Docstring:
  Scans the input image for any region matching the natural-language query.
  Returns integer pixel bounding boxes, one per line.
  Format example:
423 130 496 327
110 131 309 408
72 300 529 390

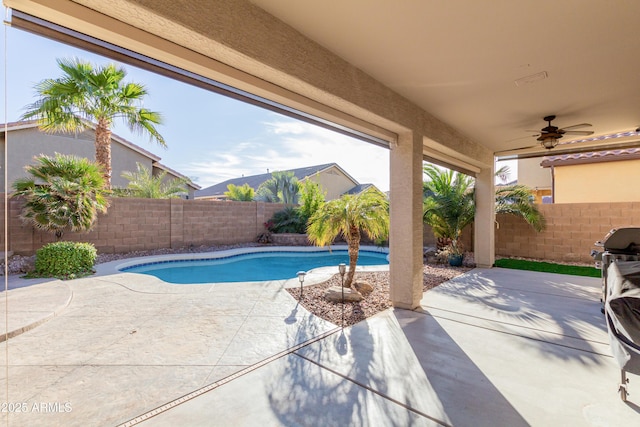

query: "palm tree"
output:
21 57 166 188
255 171 300 204
12 153 110 239
224 183 255 201
495 182 546 232
423 164 545 251
120 163 189 199
423 164 475 254
307 188 389 288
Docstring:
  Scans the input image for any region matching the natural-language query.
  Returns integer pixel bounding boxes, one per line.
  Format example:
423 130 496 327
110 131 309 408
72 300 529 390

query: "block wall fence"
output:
1 196 637 263
494 202 640 264
0 197 284 255
421 202 637 264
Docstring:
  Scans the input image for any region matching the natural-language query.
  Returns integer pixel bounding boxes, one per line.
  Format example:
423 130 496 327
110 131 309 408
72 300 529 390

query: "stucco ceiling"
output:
250 0 640 159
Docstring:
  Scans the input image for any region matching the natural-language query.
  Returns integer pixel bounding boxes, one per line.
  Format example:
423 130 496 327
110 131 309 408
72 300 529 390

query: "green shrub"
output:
269 207 306 233
33 241 97 279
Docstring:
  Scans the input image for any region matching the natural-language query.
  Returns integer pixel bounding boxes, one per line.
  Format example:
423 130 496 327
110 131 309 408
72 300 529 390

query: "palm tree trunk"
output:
344 226 360 288
95 118 112 189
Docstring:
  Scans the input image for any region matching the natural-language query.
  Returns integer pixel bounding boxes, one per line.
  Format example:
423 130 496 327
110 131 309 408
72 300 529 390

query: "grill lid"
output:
597 227 640 252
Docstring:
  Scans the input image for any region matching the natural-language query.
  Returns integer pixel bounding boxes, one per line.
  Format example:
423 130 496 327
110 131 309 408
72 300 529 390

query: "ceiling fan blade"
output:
499 143 542 152
559 123 592 131
507 134 540 142
562 130 594 136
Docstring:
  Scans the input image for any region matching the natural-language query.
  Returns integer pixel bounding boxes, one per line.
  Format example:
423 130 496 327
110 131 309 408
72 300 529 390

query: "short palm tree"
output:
21 57 165 188
423 164 546 252
12 153 110 239
423 164 475 254
224 183 255 201
495 166 545 232
307 188 389 288
120 163 189 199
255 171 300 204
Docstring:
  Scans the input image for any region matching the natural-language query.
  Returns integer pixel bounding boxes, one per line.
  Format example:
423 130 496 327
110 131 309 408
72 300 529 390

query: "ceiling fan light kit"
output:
533 115 594 150
540 136 558 149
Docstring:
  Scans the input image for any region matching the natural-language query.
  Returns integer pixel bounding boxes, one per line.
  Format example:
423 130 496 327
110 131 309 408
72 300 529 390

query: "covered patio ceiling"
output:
252 0 640 160
4 0 637 277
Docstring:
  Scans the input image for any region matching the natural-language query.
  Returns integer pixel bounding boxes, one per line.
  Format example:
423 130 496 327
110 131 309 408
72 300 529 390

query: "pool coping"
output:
94 245 390 288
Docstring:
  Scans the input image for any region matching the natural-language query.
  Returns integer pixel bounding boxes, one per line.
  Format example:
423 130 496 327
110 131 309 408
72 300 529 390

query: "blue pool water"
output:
121 250 389 284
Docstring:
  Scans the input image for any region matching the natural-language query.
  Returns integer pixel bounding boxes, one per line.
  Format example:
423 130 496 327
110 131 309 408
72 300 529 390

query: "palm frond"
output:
11 153 109 238
21 57 166 188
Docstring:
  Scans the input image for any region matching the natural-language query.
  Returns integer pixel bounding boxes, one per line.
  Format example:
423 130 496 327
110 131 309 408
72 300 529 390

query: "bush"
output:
33 241 97 279
269 207 306 233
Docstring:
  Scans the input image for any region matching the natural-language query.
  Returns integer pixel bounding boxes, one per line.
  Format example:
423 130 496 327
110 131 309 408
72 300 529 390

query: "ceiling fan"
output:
526 115 594 149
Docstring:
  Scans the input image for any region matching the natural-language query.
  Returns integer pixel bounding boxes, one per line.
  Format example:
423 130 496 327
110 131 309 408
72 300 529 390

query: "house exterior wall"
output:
517 158 552 189
1 196 284 255
110 139 156 188
517 158 552 203
151 166 195 199
1 127 154 191
553 159 640 203
2 127 95 191
306 166 358 200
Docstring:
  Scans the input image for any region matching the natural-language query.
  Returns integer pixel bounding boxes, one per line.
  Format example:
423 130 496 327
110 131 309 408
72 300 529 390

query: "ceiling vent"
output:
514 71 548 87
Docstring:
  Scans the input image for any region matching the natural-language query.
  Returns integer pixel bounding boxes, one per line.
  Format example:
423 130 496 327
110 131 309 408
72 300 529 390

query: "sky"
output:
0 10 516 191
0 12 391 191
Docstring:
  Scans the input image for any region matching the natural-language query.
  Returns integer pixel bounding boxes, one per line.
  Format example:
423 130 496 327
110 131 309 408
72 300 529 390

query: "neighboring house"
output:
540 148 640 203
516 157 552 204
196 163 376 201
0 120 200 198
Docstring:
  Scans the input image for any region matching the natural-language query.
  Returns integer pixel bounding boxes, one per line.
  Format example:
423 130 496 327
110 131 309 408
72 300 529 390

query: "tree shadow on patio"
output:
421 268 610 365
265 309 529 426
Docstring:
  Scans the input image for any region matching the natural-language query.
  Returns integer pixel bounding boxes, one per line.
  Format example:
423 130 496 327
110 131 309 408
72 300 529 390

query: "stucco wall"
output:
1 197 284 255
1 127 154 191
553 160 640 203
517 158 552 189
306 166 357 200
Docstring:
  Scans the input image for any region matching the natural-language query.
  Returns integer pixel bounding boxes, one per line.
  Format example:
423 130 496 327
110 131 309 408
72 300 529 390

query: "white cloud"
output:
182 118 390 190
264 119 390 190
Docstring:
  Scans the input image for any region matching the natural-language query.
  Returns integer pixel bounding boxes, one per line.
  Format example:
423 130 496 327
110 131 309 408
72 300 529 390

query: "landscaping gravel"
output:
287 264 472 327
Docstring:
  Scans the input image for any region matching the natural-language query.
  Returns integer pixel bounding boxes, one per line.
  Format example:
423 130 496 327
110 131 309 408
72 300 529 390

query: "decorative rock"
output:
423 246 437 257
353 281 373 295
324 286 364 302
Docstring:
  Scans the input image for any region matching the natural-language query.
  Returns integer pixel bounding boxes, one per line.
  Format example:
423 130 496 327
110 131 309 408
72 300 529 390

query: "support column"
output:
389 131 423 309
474 164 495 268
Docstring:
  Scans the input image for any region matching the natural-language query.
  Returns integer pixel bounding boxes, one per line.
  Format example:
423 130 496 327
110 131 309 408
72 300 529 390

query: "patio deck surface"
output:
0 265 638 426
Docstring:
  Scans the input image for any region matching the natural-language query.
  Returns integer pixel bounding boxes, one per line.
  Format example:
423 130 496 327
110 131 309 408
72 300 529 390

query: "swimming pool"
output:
120 249 389 284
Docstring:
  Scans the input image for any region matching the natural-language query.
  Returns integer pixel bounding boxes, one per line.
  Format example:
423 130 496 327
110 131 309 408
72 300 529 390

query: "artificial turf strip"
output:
494 258 601 278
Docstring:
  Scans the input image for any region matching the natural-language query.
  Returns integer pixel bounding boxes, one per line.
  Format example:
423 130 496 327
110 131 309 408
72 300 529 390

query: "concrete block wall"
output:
3 195 637 261
495 202 640 263
1 196 286 255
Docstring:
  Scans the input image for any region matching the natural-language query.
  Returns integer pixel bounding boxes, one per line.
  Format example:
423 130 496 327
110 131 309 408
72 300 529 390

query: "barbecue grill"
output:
592 227 640 401
591 227 640 310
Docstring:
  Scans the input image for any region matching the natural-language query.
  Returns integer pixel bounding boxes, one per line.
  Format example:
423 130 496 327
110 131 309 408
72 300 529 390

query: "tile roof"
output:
540 147 640 167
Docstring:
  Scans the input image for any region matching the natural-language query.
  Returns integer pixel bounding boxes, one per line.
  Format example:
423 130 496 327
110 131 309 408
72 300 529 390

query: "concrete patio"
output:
0 265 638 426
